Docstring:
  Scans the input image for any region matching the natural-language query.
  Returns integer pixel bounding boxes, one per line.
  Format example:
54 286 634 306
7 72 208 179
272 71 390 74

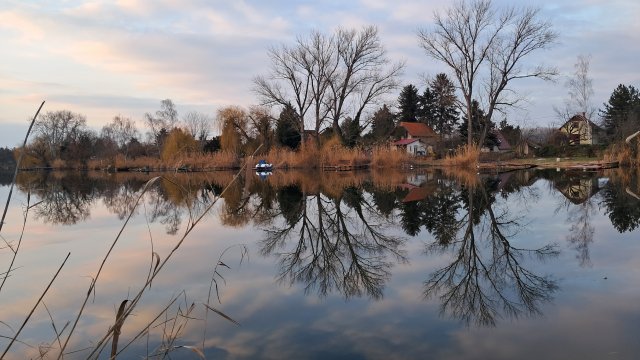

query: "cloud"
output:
0 10 45 42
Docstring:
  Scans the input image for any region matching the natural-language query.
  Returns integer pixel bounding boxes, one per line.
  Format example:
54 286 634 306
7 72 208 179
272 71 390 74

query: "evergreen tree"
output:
498 119 521 146
599 84 640 138
275 104 301 150
397 84 420 122
370 105 395 141
340 117 360 148
429 73 459 138
418 88 436 128
458 100 498 148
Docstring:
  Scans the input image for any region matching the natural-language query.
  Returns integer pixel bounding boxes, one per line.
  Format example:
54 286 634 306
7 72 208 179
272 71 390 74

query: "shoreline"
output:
14 157 622 173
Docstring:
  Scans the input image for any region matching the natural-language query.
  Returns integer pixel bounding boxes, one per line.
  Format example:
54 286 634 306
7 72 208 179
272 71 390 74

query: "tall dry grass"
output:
259 146 322 169
321 147 369 168
441 145 480 168
371 146 409 168
251 142 372 170
603 141 639 167
85 151 241 171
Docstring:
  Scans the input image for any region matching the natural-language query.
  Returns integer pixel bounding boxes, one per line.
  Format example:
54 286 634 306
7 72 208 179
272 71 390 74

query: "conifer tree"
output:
370 105 395 141
397 84 420 122
599 84 640 138
275 104 301 150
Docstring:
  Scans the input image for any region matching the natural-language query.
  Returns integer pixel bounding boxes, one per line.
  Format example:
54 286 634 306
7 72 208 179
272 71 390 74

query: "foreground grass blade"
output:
1 252 70 358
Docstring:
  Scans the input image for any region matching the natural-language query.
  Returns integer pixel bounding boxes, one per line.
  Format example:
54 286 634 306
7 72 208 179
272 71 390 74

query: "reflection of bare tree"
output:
34 187 92 225
144 187 183 235
565 199 596 267
260 187 406 299
424 183 559 326
552 173 600 267
23 173 95 225
219 177 281 227
102 182 142 220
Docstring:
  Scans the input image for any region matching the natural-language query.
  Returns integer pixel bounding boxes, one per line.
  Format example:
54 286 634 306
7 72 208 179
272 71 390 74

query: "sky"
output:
1 0 639 148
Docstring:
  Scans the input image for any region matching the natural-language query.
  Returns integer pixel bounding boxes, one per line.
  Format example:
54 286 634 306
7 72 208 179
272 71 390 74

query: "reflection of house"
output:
392 122 438 155
559 113 605 145
555 176 601 204
399 183 438 202
406 173 433 187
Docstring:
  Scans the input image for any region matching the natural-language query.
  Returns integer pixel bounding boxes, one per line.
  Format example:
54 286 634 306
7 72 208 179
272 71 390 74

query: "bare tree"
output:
144 99 179 150
255 25 403 145
254 30 335 147
101 115 139 158
554 54 596 122
328 26 404 142
247 106 275 152
182 111 213 141
33 110 87 159
417 0 557 146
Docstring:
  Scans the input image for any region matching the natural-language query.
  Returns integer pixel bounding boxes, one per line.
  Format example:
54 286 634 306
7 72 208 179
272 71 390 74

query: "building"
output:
392 122 438 155
490 129 512 152
559 113 605 145
391 138 428 155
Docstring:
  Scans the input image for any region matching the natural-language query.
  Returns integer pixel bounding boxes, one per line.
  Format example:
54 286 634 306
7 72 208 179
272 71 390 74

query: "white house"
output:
392 138 429 155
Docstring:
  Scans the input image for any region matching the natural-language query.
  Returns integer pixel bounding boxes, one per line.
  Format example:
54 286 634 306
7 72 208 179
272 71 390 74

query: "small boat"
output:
254 159 273 171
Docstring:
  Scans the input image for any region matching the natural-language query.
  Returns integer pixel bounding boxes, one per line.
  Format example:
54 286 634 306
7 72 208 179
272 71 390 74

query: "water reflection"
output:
600 168 640 233
260 185 407 300
9 168 640 327
550 171 602 267
423 176 559 326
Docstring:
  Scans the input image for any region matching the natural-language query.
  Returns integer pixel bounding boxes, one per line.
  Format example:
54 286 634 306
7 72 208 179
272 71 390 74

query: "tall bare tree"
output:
554 54 596 122
144 99 179 151
247 106 275 153
328 26 404 142
417 0 557 146
101 115 138 158
182 111 213 141
255 25 403 146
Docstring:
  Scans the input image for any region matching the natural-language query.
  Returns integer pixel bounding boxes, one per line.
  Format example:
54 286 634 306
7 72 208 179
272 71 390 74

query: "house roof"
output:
491 129 512 150
399 122 437 137
560 113 604 131
392 138 421 146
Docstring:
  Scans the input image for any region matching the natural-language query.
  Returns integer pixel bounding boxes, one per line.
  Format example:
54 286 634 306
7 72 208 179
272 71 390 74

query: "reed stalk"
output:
0 101 44 234
1 252 70 357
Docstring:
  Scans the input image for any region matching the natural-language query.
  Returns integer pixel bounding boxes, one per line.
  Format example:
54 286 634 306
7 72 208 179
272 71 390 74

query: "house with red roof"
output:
391 122 439 155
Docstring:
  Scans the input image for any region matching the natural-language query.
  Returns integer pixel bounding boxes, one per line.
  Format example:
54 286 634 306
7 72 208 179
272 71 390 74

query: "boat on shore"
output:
254 159 273 171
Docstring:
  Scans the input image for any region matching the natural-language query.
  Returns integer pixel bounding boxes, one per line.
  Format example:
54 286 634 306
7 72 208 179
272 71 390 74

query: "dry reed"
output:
603 141 639 167
371 146 409 168
441 145 480 168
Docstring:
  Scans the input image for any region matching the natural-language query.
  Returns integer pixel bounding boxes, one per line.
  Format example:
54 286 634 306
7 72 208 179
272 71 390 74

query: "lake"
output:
0 168 639 359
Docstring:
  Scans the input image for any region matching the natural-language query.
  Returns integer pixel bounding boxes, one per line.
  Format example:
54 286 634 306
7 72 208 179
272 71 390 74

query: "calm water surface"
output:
0 168 639 359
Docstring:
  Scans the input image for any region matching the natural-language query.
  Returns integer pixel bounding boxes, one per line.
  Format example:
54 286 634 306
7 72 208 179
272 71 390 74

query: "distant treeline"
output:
0 147 16 170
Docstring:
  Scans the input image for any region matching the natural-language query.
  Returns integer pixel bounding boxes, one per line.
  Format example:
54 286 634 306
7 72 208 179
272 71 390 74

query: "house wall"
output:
560 120 592 145
407 142 428 155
